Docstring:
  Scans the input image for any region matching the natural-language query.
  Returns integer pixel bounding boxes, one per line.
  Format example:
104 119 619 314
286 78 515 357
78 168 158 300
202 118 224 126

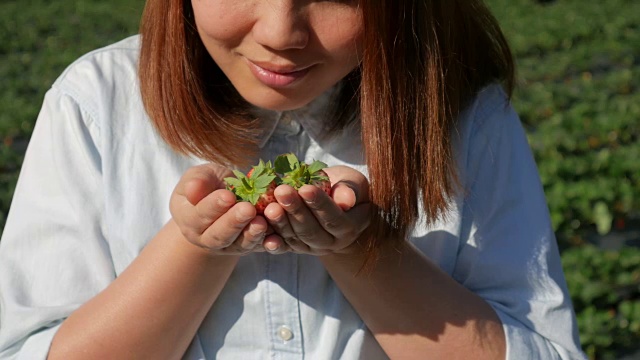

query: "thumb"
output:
331 182 357 211
323 165 370 207
178 163 234 205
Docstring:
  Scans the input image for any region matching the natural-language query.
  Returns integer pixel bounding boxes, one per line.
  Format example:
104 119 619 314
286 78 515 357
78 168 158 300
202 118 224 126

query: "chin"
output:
242 88 317 112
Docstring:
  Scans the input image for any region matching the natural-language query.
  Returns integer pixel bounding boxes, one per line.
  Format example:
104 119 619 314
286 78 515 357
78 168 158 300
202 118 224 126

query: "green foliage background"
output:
488 2 640 357
0 0 639 358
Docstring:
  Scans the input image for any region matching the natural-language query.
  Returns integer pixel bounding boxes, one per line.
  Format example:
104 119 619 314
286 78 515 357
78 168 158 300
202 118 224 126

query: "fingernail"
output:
265 243 280 252
348 188 357 207
249 224 263 236
302 190 316 204
279 194 293 206
236 209 254 222
218 196 234 206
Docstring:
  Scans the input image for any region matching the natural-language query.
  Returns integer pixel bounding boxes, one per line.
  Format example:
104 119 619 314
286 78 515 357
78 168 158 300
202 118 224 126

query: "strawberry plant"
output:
274 153 331 195
486 0 640 357
562 245 640 359
224 160 280 215
223 154 331 214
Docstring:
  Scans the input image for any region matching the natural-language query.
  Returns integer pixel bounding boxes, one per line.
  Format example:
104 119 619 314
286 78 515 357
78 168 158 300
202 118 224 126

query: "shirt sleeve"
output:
0 87 115 359
452 88 586 360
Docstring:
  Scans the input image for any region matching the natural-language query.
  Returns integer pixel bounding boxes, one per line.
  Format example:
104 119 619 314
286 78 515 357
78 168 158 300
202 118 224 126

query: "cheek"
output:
191 0 251 45
313 12 363 64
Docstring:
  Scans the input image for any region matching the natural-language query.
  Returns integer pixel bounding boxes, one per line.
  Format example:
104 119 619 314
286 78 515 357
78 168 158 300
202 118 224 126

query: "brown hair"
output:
139 0 514 262
357 1 514 260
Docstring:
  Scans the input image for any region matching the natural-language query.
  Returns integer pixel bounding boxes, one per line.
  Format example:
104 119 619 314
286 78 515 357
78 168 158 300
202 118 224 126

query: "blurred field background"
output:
1 0 639 358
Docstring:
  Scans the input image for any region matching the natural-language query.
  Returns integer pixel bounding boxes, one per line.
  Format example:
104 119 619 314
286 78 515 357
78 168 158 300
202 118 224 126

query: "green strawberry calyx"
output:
224 160 279 205
274 153 329 190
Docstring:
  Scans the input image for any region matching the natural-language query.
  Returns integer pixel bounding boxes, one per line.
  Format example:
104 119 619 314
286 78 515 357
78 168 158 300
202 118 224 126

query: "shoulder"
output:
458 83 513 133
50 35 142 121
453 83 529 183
454 83 522 152
54 35 140 90
44 35 150 143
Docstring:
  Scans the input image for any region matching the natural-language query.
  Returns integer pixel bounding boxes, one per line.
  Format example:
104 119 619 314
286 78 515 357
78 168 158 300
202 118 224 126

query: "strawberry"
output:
224 160 281 215
309 169 331 196
274 153 331 195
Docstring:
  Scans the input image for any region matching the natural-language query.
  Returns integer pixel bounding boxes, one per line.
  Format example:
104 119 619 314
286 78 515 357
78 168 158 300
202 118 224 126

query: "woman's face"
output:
191 0 363 111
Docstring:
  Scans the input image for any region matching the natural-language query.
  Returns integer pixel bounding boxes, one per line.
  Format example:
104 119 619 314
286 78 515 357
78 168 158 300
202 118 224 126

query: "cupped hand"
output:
169 163 287 255
263 165 371 255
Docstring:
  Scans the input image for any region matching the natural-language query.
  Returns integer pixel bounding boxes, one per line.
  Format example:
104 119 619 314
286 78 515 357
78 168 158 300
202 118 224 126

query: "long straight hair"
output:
139 0 514 263
357 1 514 259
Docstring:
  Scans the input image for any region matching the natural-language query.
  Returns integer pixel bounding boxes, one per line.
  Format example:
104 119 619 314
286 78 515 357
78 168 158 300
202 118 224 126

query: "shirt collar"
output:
250 83 340 148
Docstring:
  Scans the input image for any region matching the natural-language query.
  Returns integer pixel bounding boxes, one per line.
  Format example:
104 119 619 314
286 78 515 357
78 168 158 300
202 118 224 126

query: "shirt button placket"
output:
265 253 304 358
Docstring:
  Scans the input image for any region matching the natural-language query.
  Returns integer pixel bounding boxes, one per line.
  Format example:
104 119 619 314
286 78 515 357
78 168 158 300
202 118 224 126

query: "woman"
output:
0 0 585 359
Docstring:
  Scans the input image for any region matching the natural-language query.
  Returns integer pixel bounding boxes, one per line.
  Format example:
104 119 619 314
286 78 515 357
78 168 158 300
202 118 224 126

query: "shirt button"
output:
276 113 301 135
277 325 294 341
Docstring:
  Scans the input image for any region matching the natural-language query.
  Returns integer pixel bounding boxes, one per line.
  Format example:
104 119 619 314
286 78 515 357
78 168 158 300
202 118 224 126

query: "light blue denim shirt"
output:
0 36 586 359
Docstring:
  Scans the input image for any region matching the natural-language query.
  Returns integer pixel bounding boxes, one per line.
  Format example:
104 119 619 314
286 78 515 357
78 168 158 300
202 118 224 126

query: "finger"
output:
263 203 311 253
330 182 357 211
323 166 370 204
170 163 234 227
298 184 355 239
263 200 296 240
173 189 236 236
177 163 234 205
285 236 312 253
234 216 268 252
194 189 237 228
262 235 290 254
265 224 275 236
264 234 309 254
343 203 372 234
199 202 256 249
275 185 335 250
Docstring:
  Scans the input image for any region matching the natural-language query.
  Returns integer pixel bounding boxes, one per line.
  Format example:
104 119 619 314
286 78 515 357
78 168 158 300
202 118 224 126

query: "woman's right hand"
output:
169 163 286 255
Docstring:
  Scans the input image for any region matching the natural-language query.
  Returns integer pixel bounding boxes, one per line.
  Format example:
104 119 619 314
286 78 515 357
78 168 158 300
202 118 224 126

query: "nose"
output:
252 2 309 51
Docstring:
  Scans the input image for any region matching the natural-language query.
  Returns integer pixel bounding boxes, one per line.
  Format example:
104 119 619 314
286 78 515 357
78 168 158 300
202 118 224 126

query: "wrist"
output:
320 237 407 275
319 240 372 274
164 220 242 264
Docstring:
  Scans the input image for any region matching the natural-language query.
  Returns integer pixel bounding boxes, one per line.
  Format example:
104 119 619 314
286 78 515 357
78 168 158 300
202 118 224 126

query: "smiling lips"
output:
247 59 313 88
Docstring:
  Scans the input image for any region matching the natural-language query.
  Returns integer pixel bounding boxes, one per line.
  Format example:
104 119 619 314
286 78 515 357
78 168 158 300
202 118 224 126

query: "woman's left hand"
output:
262 165 371 255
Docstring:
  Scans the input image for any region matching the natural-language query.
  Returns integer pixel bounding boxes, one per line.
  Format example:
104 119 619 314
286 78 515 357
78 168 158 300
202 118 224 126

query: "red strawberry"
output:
274 153 331 195
310 169 331 196
252 181 277 215
224 160 281 215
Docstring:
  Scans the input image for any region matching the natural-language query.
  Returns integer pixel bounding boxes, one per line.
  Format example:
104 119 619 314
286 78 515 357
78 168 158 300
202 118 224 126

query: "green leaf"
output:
252 175 275 189
248 193 260 205
232 169 246 179
252 159 268 175
224 177 242 188
307 160 327 175
241 176 252 189
274 153 295 173
286 153 300 169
